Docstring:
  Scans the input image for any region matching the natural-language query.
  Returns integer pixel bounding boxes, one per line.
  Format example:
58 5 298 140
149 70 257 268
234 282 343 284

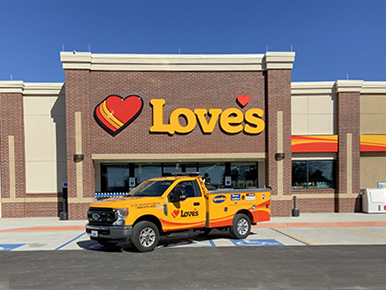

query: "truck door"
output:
165 180 206 231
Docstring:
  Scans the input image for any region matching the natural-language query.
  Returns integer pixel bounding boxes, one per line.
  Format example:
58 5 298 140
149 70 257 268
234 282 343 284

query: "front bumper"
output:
86 224 132 240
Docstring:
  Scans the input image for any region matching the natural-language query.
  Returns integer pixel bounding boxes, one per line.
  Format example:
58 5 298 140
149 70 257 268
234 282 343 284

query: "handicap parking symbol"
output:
0 244 26 251
231 239 284 247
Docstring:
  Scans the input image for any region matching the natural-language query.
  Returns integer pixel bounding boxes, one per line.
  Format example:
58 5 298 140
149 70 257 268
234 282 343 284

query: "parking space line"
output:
270 228 314 246
208 240 216 247
340 227 386 240
54 232 87 250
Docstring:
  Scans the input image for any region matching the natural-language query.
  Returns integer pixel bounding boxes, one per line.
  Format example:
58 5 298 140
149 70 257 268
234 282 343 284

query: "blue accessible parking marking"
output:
231 239 284 247
55 232 87 250
0 244 26 251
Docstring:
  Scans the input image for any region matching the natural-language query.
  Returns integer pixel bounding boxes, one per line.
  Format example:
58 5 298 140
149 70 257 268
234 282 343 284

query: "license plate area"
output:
91 230 98 237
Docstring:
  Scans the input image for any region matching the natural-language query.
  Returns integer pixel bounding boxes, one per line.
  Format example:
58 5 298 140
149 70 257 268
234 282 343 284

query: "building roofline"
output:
60 51 295 71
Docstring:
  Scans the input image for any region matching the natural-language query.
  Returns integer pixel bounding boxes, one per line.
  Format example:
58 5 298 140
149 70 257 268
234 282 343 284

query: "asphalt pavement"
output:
1 213 386 290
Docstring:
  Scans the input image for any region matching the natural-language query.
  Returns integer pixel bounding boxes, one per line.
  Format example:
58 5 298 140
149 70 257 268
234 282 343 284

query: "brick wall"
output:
265 70 292 197
0 92 27 217
0 68 365 219
65 70 269 219
336 91 360 211
89 71 266 155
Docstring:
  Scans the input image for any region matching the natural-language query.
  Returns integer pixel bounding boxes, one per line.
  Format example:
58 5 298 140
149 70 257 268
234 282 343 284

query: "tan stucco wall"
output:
360 154 386 188
291 94 335 135
24 95 67 193
360 94 386 134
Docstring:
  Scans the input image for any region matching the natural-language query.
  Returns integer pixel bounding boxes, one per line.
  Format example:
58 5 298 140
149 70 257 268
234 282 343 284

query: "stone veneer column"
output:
334 80 362 212
0 82 27 217
264 52 294 216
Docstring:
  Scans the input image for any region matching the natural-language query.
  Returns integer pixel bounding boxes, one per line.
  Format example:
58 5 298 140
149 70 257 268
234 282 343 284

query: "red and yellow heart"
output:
172 210 180 218
94 95 143 135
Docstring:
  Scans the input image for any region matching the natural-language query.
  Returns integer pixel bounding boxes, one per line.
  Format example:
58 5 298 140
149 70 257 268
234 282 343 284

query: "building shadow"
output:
50 84 67 217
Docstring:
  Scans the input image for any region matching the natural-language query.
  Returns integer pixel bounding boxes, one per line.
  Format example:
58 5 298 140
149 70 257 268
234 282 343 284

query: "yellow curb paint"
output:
340 227 386 240
271 227 314 246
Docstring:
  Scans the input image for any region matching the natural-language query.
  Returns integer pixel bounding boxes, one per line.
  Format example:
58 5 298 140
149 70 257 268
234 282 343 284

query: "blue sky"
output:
1 0 385 82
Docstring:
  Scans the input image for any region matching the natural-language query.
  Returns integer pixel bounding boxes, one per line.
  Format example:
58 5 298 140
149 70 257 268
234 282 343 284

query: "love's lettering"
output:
150 99 265 135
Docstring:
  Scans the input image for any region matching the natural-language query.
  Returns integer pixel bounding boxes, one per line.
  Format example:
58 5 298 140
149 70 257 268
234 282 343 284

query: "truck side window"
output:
192 180 202 197
170 180 201 199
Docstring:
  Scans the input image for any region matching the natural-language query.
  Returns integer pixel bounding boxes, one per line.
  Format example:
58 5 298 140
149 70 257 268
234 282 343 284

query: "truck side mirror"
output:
170 187 187 202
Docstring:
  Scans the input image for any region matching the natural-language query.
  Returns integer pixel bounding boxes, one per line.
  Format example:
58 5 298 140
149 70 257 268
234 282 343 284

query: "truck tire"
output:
131 221 160 252
230 214 251 239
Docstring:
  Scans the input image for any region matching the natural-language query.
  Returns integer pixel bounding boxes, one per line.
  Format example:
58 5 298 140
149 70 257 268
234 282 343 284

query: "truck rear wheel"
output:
131 221 159 252
230 214 251 239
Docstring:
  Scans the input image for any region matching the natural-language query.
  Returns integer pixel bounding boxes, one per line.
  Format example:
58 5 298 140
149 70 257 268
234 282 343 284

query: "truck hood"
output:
88 195 163 209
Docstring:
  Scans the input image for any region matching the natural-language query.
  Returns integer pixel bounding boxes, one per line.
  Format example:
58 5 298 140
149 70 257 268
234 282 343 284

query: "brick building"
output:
1 51 386 219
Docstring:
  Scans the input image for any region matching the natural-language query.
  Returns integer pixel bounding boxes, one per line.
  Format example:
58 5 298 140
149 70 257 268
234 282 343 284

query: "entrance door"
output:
165 180 206 231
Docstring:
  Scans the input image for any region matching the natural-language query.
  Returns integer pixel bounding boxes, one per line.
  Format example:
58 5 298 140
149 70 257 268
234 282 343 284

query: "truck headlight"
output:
113 208 128 226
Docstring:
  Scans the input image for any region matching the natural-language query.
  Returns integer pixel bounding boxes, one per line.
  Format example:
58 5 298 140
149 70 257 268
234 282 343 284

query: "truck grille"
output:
87 207 117 226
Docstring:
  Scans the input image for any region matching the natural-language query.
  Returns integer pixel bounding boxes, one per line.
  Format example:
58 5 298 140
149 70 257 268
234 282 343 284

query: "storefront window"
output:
163 163 182 175
230 163 258 188
100 161 260 192
101 164 130 192
135 164 162 184
292 160 335 189
199 163 225 188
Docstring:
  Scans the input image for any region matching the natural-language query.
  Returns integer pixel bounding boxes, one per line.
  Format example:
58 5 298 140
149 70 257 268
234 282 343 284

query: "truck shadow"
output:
77 230 258 252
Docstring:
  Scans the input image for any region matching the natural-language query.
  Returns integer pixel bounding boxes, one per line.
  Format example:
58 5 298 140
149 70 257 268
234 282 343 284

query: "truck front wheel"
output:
131 221 160 252
230 214 251 239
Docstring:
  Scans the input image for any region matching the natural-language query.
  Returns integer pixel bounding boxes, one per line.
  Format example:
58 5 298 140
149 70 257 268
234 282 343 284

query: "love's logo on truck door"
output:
171 209 199 218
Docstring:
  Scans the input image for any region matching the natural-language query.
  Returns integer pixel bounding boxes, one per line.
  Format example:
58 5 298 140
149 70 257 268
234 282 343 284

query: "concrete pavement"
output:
1 212 386 231
1 213 386 251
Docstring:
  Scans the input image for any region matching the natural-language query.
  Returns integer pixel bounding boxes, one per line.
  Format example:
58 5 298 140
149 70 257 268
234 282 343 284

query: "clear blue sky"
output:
1 0 385 83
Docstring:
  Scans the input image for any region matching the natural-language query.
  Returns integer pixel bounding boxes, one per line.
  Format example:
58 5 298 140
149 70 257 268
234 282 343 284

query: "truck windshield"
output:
129 180 174 197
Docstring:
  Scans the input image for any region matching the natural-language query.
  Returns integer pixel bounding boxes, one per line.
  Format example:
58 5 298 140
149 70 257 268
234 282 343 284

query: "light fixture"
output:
73 154 84 162
275 153 285 161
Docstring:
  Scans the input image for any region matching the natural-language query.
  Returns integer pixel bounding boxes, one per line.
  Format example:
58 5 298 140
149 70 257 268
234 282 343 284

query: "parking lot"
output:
1 213 386 252
1 213 386 289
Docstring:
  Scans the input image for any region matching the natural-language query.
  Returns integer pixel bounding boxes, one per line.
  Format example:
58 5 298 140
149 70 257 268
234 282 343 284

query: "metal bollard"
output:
292 196 300 217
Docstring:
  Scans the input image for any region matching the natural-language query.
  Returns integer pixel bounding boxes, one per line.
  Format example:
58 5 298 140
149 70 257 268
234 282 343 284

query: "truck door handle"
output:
194 202 200 206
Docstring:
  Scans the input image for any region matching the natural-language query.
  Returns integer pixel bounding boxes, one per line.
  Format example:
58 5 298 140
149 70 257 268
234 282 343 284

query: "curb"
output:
0 226 86 233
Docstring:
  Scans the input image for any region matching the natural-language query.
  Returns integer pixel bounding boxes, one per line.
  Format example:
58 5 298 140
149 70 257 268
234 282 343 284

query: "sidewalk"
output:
0 217 87 232
1 213 386 233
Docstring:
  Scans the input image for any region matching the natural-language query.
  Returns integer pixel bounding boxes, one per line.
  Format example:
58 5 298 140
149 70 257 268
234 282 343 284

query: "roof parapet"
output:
60 51 295 72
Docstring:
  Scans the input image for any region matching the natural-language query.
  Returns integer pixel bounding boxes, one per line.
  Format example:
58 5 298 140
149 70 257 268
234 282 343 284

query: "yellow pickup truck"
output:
86 173 270 252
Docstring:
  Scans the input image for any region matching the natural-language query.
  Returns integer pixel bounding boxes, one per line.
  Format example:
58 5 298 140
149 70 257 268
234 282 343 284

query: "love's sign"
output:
94 94 265 136
150 97 265 135
94 95 143 135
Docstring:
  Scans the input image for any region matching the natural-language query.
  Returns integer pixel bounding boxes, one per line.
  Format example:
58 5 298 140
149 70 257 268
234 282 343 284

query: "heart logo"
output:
94 95 143 135
237 94 250 107
172 210 180 218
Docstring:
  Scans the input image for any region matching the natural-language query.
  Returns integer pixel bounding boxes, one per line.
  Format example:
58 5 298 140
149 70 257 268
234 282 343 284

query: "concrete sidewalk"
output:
1 212 386 233
0 217 87 232
1 213 386 251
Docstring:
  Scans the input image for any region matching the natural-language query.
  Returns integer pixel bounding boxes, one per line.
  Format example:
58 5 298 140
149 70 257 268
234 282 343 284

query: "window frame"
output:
292 159 336 189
